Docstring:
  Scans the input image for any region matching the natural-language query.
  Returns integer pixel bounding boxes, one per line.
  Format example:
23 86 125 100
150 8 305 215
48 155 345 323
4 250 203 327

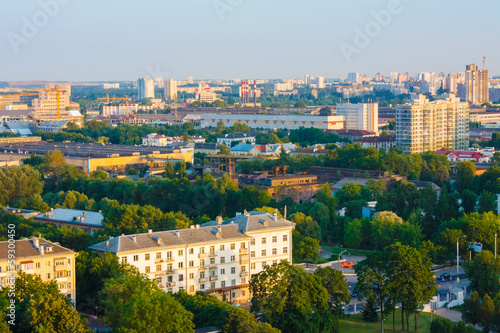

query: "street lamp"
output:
457 235 466 274
338 250 347 271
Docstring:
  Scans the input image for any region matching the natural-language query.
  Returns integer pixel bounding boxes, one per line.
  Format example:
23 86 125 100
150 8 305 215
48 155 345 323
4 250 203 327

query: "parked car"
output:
438 273 451 281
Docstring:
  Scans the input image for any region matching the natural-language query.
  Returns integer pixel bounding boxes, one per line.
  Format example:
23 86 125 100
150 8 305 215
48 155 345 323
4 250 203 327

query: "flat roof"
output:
35 208 103 227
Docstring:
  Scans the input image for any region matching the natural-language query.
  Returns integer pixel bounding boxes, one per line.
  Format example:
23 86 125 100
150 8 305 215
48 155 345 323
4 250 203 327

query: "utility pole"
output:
496 233 497 259
338 250 347 271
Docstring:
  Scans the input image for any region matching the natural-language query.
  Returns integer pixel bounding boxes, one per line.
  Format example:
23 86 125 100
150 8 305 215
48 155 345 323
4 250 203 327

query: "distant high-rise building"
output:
305 74 310 85
188 76 194 84
396 94 469 154
137 78 155 100
465 63 489 105
317 76 325 89
164 79 177 100
336 103 378 132
347 72 360 84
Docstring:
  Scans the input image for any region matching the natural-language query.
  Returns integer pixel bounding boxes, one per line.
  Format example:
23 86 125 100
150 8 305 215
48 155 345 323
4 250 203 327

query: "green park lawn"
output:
340 309 442 333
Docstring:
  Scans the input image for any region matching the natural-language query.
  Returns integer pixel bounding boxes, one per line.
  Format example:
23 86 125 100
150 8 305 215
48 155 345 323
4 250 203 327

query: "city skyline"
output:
1 0 499 81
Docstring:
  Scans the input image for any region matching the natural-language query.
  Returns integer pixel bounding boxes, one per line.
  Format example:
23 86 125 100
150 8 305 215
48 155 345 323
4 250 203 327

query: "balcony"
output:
239 248 248 254
166 282 176 288
209 264 217 269
166 268 175 274
240 271 248 277
157 283 165 288
155 258 164 263
209 275 218 282
54 264 70 271
155 270 165 276
198 265 207 270
198 253 208 259
239 259 249 265
164 257 175 262
199 277 208 283
208 252 217 257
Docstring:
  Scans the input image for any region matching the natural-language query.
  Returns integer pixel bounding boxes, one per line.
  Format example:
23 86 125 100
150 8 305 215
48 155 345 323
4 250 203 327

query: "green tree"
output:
220 144 231 155
462 189 477 213
344 219 362 251
362 295 379 322
462 290 482 328
0 273 90 333
314 267 350 315
430 317 453 333
165 162 175 179
463 250 500 297
479 190 497 213
0 165 44 207
175 161 188 179
289 212 321 240
455 161 476 193
216 121 226 136
250 261 335 333
480 294 495 333
294 234 320 266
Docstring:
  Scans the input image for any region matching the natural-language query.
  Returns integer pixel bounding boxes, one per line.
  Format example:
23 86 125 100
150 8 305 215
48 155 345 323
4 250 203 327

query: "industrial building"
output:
0 139 193 173
33 208 104 234
201 114 344 131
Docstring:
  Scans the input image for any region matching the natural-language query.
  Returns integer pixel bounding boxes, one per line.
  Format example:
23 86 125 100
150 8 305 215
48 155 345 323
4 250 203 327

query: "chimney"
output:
216 216 223 225
83 212 86 218
131 235 137 242
273 209 278 222
190 225 195 229
174 231 180 237
106 240 109 247
40 245 45 255
148 229 153 234
195 224 200 229
244 210 250 216
282 165 288 176
274 166 279 177
50 208 54 212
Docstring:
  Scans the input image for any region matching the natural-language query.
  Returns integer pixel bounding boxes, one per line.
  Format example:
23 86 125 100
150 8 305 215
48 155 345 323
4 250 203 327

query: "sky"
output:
0 0 498 81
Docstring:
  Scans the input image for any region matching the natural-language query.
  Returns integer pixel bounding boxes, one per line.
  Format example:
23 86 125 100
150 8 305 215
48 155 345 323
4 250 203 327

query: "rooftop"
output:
35 208 103 227
0 237 76 261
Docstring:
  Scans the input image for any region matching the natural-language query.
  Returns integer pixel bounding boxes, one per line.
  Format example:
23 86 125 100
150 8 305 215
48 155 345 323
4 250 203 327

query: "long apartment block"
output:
89 211 294 304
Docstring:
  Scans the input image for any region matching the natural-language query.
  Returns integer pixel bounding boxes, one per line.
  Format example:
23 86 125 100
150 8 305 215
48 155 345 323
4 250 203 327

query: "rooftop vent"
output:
216 216 223 225
152 236 163 244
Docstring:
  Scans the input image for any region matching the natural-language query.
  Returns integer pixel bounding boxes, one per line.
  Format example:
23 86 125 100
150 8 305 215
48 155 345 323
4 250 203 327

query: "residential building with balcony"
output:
0 238 77 303
89 211 294 304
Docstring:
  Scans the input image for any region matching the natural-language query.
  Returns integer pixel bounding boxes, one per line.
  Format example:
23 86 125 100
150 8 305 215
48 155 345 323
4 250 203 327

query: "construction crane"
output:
0 86 65 120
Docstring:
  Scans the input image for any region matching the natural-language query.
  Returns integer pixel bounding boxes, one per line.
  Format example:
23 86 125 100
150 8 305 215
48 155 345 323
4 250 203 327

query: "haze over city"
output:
1 0 499 81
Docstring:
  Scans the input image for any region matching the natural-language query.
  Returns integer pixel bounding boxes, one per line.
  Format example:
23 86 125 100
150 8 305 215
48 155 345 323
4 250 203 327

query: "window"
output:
189 285 195 292
200 284 205 290
220 257 225 264
283 235 288 242
178 262 183 269
273 260 277 264
200 259 205 267
55 260 65 266
189 248 194 254
221 268 225 275
156 264 162 272
46 261 50 267
210 258 215 265
145 253 150 260
262 250 266 257
242 290 246 296
67 282 71 289
68 259 71 264
35 262 40 269
156 252 161 259
241 242 246 249
46 273 51 279
145 266 150 273
241 278 246 284
262 262 267 268
250 239 255 245
283 247 288 254
231 279 236 286
220 244 225 251
133 255 139 261
189 260 194 267
230 255 235 262
179 274 184 281
250 251 255 258
211 282 216 289
221 281 226 287
261 238 266 244
241 266 246 272
200 247 205 254
231 267 236 274
272 236 277 243
178 249 183 256
251 263 256 270
272 248 277 255
189 273 194 279
200 272 205 278
230 243 235 250
122 257 127 264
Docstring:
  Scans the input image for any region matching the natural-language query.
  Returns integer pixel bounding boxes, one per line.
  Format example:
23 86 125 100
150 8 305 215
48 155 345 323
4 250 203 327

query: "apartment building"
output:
396 94 469 154
336 103 379 132
164 79 177 100
137 78 155 100
465 64 489 105
0 238 77 303
89 211 294 304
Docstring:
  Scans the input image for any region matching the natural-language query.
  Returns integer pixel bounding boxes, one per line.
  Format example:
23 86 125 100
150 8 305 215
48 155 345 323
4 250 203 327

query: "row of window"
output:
1 259 71 273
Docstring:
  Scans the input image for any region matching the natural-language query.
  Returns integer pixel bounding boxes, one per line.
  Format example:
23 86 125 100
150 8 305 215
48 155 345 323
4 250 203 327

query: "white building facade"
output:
137 78 155 100
336 103 379 132
89 212 294 304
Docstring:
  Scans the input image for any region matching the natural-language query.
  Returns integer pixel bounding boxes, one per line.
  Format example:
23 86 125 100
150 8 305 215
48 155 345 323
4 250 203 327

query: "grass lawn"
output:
340 309 438 332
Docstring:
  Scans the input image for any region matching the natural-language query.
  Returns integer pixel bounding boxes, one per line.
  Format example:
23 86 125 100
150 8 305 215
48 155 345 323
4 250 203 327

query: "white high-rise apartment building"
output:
336 103 379 132
89 211 294 304
164 79 178 100
396 94 469 154
137 78 155 100
465 64 489 105
347 72 360 84
317 76 325 89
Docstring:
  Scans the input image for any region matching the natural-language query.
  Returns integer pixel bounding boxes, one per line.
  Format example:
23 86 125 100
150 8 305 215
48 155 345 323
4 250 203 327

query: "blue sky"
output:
0 0 498 81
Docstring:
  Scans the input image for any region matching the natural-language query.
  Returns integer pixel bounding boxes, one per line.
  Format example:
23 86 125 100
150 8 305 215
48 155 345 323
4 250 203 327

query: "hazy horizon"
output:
1 0 498 81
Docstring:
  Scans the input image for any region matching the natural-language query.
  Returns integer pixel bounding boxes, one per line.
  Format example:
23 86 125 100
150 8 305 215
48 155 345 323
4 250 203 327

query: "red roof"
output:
436 150 488 159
